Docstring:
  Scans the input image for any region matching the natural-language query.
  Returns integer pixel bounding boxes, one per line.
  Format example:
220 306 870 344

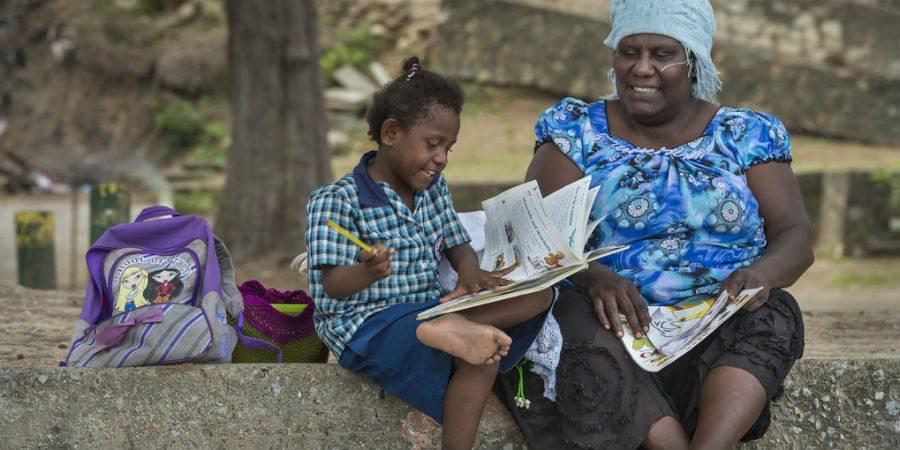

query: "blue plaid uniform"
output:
306 151 471 357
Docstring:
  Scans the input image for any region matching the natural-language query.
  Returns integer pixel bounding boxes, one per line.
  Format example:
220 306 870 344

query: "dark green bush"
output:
320 26 386 81
154 98 206 156
174 188 219 216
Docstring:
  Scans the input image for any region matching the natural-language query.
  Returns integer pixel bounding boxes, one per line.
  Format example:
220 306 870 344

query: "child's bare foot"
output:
416 314 512 365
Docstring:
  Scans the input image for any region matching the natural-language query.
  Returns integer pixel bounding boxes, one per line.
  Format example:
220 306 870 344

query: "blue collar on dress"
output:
352 150 442 208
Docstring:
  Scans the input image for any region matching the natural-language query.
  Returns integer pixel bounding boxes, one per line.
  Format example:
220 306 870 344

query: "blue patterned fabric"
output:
306 151 471 357
536 98 792 306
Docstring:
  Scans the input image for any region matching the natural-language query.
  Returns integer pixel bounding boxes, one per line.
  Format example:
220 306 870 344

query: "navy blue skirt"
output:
339 297 551 423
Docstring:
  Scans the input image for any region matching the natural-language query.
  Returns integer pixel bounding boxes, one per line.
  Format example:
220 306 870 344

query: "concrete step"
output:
1 359 896 448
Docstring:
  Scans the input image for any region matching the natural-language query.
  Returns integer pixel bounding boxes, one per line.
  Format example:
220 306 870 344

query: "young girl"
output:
144 268 183 304
114 266 150 312
305 57 553 449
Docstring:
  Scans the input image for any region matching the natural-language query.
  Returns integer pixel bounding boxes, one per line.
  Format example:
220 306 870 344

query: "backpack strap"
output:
235 312 284 363
214 236 244 318
135 206 182 222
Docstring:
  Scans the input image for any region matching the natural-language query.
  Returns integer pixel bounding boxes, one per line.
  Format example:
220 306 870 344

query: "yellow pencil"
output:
327 220 373 253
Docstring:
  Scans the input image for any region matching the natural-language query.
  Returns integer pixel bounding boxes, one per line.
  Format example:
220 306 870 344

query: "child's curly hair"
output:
366 56 465 145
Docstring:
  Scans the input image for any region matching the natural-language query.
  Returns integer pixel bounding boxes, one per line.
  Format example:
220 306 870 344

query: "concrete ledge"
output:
1 359 897 449
0 363 522 449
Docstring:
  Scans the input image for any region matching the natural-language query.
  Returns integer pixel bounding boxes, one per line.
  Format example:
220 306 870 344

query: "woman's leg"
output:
689 366 767 449
442 358 500 450
645 416 690 450
551 287 680 449
461 288 554 328
660 289 805 447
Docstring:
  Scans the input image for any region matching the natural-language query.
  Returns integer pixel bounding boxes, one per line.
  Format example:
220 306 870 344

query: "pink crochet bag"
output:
230 280 328 363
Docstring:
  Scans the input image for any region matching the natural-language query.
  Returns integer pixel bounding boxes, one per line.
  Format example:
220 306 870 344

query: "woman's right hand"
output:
581 265 651 339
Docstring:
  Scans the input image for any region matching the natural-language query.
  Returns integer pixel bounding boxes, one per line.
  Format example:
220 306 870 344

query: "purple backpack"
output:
65 206 276 367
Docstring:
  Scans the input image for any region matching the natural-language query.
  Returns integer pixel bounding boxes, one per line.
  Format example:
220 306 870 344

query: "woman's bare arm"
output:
525 142 584 195
719 162 814 310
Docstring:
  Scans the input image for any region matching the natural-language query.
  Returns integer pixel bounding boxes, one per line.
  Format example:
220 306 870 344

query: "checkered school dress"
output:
305 151 470 358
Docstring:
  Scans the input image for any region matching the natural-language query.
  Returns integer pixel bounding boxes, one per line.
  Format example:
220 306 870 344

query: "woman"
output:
505 0 813 448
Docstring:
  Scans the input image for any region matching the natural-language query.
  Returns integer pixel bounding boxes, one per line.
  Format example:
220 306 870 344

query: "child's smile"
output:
370 105 460 204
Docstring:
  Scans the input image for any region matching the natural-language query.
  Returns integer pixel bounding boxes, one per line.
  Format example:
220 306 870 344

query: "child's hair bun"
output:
402 56 421 74
365 55 464 144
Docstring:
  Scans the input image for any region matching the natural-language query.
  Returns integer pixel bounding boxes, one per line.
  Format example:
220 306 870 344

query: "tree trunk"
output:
217 0 332 263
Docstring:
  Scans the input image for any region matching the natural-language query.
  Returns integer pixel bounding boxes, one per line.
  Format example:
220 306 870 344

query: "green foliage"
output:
155 98 206 152
869 170 900 210
320 26 386 81
186 141 228 169
154 98 229 163
174 189 219 216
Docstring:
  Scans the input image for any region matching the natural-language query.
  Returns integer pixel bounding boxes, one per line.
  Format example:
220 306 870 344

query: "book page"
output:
619 287 763 372
542 177 591 258
582 186 600 248
419 178 634 321
584 244 630 262
656 292 731 354
645 298 716 351
480 182 578 282
417 263 587 320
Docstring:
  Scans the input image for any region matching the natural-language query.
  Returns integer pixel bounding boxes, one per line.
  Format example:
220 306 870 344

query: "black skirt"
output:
495 285 805 449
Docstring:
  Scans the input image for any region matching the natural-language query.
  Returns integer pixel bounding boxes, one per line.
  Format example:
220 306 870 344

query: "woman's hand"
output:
718 267 771 312
440 264 517 303
581 266 651 339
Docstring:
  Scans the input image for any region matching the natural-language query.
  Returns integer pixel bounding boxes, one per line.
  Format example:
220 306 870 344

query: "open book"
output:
620 286 763 372
418 177 628 320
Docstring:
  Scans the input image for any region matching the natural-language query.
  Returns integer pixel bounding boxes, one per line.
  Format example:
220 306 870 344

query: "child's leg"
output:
417 313 513 365
417 289 554 365
460 289 553 329
442 357 499 450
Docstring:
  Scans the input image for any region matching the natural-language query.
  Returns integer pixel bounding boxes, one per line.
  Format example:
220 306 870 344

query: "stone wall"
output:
1 360 897 449
432 0 900 146
713 0 900 79
504 0 900 79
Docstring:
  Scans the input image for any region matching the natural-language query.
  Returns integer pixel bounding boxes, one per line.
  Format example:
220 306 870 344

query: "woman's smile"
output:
629 84 661 95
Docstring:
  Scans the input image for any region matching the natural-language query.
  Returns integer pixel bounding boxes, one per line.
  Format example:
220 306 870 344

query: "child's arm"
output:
442 244 515 302
444 243 480 273
321 244 393 299
434 177 514 301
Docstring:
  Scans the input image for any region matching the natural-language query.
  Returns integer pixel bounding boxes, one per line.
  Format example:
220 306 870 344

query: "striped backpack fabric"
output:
65 206 272 367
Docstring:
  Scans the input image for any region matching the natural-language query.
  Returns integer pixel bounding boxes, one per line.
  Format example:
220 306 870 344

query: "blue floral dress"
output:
535 98 792 306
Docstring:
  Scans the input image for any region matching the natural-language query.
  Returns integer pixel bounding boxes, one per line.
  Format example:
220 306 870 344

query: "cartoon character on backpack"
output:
144 268 184 304
114 266 151 312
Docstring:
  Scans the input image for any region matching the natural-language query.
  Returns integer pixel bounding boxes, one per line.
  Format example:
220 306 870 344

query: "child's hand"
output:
440 264 517 303
358 244 393 281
